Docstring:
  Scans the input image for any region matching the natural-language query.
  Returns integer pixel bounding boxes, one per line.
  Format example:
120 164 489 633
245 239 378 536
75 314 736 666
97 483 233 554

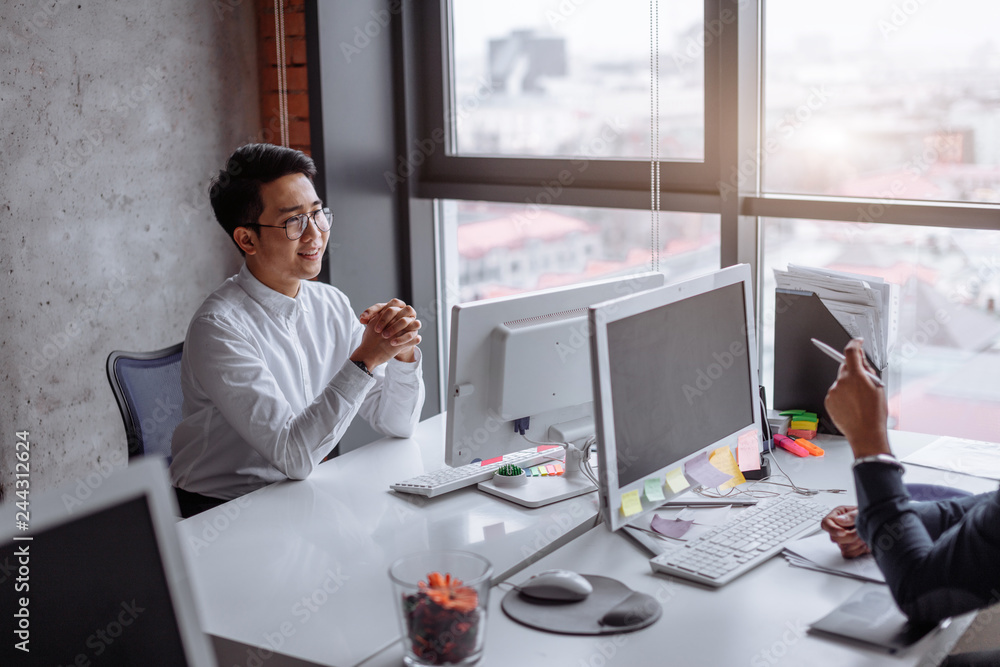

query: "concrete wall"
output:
0 1 260 500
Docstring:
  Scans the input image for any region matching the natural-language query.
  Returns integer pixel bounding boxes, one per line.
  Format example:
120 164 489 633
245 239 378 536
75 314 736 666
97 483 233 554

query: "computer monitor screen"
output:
0 458 217 666
445 272 665 469
590 264 762 532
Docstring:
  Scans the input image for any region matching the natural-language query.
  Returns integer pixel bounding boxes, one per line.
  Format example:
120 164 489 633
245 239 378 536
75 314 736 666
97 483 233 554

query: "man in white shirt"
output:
170 144 425 517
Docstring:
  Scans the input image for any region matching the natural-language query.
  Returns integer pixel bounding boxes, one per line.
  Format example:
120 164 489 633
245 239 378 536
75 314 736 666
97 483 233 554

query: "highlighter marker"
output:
773 434 809 457
794 438 825 457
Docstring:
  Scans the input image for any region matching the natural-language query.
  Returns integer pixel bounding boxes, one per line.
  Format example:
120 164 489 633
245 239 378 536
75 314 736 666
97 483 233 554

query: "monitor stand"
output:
477 444 597 508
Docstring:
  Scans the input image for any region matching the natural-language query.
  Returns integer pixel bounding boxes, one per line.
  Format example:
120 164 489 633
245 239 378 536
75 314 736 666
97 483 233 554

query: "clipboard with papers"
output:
773 266 898 435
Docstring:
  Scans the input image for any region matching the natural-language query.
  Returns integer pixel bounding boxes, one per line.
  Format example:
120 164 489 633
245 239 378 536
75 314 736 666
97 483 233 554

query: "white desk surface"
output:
359 430 998 667
176 414 600 667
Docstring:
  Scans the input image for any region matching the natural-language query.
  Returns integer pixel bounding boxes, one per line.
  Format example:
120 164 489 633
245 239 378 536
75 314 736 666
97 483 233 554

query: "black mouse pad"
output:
501 575 661 635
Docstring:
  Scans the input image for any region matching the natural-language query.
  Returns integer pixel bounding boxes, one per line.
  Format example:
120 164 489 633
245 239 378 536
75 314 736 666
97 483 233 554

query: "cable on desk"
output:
762 439 847 496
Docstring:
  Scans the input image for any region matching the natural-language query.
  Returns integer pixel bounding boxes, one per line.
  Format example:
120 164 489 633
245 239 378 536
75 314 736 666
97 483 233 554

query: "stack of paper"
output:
902 436 1000 480
774 265 898 371
782 531 885 583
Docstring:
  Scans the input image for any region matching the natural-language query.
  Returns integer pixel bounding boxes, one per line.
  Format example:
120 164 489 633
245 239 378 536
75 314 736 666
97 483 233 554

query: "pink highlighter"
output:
773 434 809 457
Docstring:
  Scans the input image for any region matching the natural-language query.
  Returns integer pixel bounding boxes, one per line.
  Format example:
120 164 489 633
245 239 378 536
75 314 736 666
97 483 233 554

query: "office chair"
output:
106 343 184 463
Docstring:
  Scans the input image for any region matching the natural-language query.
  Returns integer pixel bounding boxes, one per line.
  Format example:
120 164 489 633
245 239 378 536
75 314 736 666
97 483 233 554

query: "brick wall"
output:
258 0 311 155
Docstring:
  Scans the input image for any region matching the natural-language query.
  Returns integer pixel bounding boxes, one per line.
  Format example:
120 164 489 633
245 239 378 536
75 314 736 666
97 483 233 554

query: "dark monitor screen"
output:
607 282 754 488
0 496 190 666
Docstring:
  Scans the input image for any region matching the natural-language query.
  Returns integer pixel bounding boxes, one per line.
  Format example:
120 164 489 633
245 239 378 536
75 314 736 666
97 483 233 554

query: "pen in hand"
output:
811 338 884 388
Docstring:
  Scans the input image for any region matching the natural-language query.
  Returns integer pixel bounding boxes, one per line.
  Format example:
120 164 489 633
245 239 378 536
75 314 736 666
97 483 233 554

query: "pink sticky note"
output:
684 451 733 488
481 456 503 466
537 444 561 452
651 515 695 539
737 430 761 472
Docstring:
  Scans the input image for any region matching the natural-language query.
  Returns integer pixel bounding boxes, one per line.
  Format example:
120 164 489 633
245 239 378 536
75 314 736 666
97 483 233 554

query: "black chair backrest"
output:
106 343 184 463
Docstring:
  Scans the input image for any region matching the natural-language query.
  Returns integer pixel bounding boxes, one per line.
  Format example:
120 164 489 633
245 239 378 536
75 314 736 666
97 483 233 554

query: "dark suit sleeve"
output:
854 462 1000 625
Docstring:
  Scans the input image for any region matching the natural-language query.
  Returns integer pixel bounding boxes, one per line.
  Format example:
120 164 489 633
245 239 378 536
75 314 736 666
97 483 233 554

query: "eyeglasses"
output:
256 207 332 240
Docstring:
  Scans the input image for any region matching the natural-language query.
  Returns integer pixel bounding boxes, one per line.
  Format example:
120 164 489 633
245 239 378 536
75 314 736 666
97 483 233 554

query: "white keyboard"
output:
649 494 831 587
391 448 563 498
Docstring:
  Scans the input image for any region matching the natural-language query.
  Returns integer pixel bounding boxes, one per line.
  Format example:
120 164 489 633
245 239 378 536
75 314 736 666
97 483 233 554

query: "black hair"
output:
208 143 317 255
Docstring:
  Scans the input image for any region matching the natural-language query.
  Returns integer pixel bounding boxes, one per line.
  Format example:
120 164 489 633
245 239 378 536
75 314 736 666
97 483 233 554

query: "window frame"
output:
397 0 1000 409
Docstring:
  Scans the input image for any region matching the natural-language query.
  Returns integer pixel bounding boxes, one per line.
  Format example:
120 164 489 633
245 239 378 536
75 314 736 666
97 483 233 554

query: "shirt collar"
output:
235 264 303 320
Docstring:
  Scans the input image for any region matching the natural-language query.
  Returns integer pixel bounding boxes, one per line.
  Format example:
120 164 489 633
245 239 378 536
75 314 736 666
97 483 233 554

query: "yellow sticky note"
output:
644 479 666 503
621 490 643 517
665 467 690 493
709 446 747 491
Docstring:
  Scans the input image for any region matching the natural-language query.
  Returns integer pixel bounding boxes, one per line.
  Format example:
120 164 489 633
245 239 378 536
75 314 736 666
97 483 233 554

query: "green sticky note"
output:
665 467 690 493
644 479 666 503
780 409 805 416
621 490 643 517
797 413 819 423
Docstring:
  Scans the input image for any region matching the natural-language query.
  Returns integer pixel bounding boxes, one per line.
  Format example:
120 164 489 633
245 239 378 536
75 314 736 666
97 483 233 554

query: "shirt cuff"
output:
337 358 377 398
386 346 422 376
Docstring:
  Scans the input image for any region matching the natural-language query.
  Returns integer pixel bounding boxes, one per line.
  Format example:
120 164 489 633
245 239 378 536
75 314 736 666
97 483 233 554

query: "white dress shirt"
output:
169 264 425 500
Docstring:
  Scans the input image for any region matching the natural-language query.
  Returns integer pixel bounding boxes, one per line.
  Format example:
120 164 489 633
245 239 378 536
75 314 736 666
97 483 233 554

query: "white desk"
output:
176 414 600 667
357 430 998 667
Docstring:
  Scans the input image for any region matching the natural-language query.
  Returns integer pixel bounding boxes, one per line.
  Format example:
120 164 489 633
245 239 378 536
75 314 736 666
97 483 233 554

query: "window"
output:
440 200 719 304
400 0 1000 427
451 0 704 160
761 218 1000 441
764 0 1000 203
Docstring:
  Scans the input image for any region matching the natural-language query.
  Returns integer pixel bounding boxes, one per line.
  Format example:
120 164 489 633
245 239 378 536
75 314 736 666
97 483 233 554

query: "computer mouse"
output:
518 569 593 601
599 591 660 627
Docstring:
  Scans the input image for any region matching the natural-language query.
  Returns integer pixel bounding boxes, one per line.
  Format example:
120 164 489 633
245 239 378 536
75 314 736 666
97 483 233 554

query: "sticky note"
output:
737 430 761 472
665 468 690 493
481 456 503 466
650 515 694 539
790 420 817 431
644 479 666 503
621 490 643 517
684 451 733 488
545 464 557 476
553 463 565 476
709 446 747 491
780 409 805 416
537 444 562 452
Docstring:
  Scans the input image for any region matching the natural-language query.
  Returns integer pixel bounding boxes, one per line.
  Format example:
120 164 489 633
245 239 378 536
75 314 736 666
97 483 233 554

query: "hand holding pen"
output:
820 505 870 559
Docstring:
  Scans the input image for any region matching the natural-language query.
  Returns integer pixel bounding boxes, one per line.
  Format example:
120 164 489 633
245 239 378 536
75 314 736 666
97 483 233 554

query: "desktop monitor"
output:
589 264 763 533
0 457 217 667
445 272 665 507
